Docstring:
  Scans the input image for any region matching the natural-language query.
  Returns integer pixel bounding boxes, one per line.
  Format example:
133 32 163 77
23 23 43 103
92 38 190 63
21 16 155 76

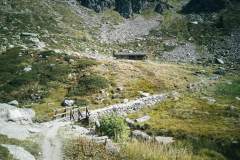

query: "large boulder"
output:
132 130 152 141
0 103 35 124
0 103 15 120
8 100 19 106
62 99 75 107
7 108 35 124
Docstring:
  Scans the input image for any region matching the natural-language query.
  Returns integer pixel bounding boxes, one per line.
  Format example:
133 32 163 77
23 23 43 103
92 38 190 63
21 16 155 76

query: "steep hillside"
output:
0 0 239 160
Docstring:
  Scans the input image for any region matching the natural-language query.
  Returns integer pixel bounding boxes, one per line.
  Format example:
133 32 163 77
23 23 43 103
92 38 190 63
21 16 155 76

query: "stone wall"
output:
89 93 168 122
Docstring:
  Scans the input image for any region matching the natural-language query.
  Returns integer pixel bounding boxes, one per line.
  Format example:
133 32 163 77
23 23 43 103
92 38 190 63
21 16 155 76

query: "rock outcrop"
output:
80 0 115 12
79 0 150 18
115 0 133 18
181 0 228 14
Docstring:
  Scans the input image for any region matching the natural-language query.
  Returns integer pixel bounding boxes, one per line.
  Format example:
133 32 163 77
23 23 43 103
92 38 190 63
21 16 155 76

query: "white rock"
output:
8 100 19 106
62 99 75 107
139 91 150 97
0 103 15 120
154 136 174 144
236 97 240 101
123 99 129 103
216 58 224 64
1 144 36 160
21 32 38 37
135 115 150 123
7 108 35 124
191 21 198 24
125 118 135 126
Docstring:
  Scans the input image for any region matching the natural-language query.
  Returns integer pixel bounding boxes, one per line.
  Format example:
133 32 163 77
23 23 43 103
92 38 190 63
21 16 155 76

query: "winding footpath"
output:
41 120 70 160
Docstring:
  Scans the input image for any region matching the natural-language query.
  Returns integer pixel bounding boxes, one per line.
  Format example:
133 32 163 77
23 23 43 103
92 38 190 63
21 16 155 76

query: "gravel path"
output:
41 120 70 160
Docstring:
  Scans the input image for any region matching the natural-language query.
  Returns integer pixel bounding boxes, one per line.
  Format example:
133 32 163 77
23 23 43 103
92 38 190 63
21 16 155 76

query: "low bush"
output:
97 114 129 141
64 138 118 160
76 58 98 70
68 74 108 96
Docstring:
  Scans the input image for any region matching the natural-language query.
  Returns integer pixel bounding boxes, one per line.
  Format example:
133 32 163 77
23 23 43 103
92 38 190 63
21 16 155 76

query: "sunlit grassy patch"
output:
129 94 240 139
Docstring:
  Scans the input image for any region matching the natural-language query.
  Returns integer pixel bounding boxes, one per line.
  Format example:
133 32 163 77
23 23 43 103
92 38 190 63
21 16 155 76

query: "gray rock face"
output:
1 144 36 160
80 0 115 12
132 130 152 141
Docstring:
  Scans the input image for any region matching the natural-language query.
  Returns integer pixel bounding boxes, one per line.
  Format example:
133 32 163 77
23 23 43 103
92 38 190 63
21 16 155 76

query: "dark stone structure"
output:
113 52 147 60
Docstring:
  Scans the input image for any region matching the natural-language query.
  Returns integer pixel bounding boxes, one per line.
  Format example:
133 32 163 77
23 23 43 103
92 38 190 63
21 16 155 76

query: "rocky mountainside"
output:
0 0 240 160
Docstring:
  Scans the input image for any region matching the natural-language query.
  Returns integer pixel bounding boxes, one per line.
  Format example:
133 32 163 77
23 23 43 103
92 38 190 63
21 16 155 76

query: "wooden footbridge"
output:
52 106 91 122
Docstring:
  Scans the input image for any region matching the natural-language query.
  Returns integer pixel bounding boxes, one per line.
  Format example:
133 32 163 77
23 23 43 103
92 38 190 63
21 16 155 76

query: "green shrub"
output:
215 80 240 98
69 74 108 96
198 149 226 160
97 114 129 141
76 58 98 70
161 11 189 40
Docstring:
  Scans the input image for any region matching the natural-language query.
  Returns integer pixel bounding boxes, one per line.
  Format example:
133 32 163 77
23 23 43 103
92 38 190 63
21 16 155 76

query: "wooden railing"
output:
52 106 90 121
